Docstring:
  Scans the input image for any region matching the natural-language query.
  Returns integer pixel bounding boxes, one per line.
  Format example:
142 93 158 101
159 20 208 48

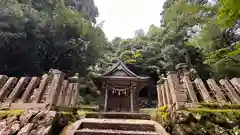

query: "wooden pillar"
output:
134 82 140 112
133 90 138 112
99 85 105 111
47 70 65 107
220 79 240 103
183 73 198 103
194 77 212 102
103 82 108 112
130 89 134 112
130 81 138 112
104 88 108 112
207 79 226 102
20 77 40 103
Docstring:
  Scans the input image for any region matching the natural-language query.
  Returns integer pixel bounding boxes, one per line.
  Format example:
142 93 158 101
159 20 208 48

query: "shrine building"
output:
92 61 149 112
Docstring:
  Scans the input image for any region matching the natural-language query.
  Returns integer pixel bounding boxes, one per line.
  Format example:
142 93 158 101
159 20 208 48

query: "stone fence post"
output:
47 70 65 108
156 78 165 107
176 63 198 103
220 79 240 103
69 73 80 108
167 71 188 108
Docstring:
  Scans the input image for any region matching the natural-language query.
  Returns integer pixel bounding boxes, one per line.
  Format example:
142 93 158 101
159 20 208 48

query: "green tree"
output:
218 0 240 28
0 0 107 76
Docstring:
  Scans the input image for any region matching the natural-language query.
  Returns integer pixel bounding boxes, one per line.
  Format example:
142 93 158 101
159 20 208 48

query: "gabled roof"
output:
102 61 138 77
92 61 149 90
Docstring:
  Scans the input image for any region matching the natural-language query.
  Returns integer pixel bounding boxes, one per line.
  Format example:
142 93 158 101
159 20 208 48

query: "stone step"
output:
81 122 156 131
65 118 168 135
85 112 151 120
74 129 159 135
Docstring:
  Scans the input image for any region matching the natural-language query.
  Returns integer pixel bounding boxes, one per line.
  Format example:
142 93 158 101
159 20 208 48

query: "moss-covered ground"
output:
0 109 24 118
155 103 240 135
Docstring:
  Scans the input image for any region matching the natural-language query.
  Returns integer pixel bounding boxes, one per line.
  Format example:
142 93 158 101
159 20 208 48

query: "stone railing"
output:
157 63 240 109
0 69 80 111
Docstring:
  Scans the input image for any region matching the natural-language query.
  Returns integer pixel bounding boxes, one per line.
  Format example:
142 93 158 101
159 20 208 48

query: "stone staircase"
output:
66 113 168 135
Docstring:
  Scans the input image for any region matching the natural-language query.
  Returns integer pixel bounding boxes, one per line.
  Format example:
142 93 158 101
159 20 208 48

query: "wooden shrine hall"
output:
93 61 149 112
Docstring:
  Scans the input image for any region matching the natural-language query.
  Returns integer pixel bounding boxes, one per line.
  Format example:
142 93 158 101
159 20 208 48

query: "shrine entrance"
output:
92 61 149 112
107 88 131 112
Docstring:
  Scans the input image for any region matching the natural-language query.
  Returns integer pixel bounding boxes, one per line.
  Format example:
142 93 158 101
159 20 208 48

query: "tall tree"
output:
0 0 107 76
218 0 240 28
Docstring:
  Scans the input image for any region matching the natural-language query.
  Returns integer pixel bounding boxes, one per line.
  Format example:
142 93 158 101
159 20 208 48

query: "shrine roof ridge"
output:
102 61 149 78
99 76 149 80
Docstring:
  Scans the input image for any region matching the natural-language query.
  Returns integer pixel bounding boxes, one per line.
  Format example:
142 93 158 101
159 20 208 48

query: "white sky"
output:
94 0 165 40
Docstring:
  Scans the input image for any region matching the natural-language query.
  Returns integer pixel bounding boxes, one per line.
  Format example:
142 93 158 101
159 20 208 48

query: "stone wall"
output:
0 110 56 135
0 109 77 135
157 63 240 109
0 69 80 110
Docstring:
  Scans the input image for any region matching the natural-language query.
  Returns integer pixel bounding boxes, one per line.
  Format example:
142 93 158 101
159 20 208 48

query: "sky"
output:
94 0 165 40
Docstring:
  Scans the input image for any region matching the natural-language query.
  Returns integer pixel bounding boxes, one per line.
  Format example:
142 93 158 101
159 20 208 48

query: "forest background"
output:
0 0 239 104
